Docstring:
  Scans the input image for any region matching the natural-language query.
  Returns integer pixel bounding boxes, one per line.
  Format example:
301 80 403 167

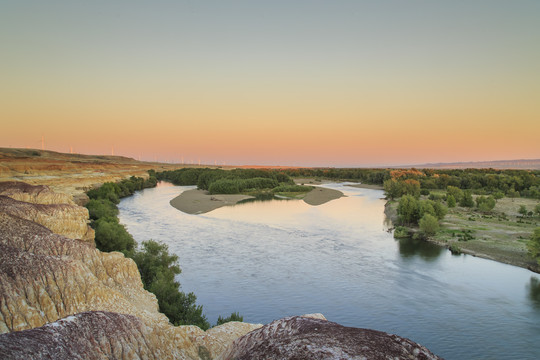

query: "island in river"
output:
170 185 345 214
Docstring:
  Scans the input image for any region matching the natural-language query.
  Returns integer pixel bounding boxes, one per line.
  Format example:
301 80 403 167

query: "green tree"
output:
383 179 403 200
535 204 540 216
133 240 210 329
519 205 528 217
493 191 504 201
459 190 474 207
397 195 419 225
419 214 440 237
93 218 136 254
447 194 456 208
527 228 540 265
447 186 463 203
476 196 496 212
433 201 448 220
402 179 421 198
507 188 520 202
85 198 118 220
216 312 244 326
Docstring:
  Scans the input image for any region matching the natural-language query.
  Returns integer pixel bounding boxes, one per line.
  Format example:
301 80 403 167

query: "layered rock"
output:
0 182 261 359
0 194 94 242
219 315 442 360
0 312 260 360
0 181 75 205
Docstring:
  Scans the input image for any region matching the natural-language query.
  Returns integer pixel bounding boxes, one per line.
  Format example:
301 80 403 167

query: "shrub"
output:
459 190 474 207
93 218 135 254
208 179 240 194
419 214 439 237
397 195 419 225
476 195 496 212
447 194 456 208
393 226 410 239
133 240 210 329
86 198 118 220
216 312 243 326
449 243 462 255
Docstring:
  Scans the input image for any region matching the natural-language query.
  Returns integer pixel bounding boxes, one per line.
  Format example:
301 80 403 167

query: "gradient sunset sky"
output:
1 1 539 166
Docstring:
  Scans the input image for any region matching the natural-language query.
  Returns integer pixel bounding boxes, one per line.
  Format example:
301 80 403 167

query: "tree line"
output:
157 168 311 195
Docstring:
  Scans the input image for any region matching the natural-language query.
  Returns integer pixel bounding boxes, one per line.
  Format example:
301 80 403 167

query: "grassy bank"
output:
386 195 540 272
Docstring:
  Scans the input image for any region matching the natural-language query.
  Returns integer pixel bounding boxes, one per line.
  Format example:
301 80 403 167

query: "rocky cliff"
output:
0 181 261 359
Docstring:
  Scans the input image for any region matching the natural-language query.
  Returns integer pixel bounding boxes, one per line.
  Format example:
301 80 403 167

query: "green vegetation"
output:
132 240 209 329
216 312 244 325
419 214 440 237
476 195 496 212
85 173 240 329
157 168 312 198
528 228 540 265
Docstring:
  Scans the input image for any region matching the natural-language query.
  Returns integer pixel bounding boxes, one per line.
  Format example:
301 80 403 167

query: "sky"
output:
1 1 539 167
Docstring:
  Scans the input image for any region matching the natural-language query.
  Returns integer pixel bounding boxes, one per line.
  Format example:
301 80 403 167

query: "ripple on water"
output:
119 182 540 360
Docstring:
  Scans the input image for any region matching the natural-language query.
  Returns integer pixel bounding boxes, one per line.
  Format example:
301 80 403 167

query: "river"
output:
118 181 540 359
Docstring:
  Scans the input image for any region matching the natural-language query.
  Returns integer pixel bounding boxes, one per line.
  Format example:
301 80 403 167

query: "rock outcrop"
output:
0 195 94 242
0 181 75 205
0 181 261 359
0 312 260 360
219 315 442 360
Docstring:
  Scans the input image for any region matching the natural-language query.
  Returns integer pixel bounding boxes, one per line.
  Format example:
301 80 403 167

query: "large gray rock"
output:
219 315 443 360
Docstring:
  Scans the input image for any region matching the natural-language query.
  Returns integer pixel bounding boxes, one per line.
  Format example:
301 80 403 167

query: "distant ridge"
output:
399 159 540 170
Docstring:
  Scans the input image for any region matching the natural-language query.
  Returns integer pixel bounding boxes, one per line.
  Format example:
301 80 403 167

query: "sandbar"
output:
170 189 254 214
302 187 345 206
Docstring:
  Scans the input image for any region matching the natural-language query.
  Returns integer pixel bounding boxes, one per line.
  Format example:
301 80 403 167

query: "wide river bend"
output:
119 182 540 359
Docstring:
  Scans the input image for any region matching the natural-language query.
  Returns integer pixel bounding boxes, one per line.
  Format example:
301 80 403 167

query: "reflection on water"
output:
397 237 444 261
119 182 540 360
528 277 540 308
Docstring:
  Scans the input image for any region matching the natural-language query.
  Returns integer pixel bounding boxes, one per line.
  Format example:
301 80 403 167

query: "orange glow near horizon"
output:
1 2 539 167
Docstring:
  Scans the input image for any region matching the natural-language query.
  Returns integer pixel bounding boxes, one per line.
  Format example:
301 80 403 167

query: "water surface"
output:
119 182 540 359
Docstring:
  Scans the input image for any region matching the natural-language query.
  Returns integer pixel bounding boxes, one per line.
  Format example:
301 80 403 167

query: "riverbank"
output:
170 186 345 214
385 197 540 273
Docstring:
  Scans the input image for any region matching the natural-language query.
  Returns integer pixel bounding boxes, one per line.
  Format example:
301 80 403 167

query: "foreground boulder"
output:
219 315 442 360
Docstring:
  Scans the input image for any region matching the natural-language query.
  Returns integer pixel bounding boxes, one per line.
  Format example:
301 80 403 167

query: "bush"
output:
447 194 456 208
393 226 410 239
419 214 439 237
476 196 496 212
209 179 240 194
216 312 243 326
420 189 430 196
459 190 474 207
397 195 419 225
449 243 462 255
86 199 118 220
133 240 210 329
93 218 136 254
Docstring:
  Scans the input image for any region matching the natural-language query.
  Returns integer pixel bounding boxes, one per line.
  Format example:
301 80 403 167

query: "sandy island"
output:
170 189 255 214
170 186 345 214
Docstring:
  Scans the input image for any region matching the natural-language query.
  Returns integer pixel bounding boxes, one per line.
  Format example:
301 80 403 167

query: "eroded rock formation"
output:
0 181 261 359
219 315 442 360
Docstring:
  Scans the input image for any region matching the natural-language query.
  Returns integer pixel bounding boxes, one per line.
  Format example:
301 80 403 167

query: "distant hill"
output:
401 159 540 170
